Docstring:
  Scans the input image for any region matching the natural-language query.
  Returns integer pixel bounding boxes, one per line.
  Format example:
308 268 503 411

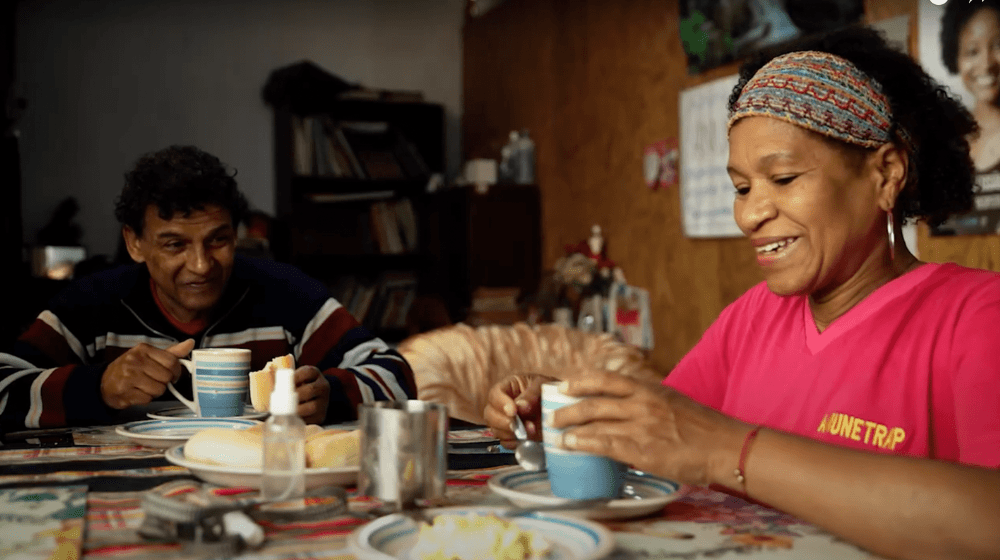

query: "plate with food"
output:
146 404 268 421
348 506 614 560
115 418 261 449
488 468 683 520
164 423 360 489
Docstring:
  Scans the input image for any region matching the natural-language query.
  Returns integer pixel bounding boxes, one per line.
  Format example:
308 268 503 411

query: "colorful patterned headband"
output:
728 51 899 149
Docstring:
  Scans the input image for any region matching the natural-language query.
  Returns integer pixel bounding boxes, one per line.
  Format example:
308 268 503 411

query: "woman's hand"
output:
551 370 747 487
483 373 558 448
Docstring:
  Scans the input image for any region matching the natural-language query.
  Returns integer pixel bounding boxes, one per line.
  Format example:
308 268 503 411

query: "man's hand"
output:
101 339 195 410
294 366 330 425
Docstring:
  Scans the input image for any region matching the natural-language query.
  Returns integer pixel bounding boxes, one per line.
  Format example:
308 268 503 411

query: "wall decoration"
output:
643 138 680 190
678 0 864 75
679 74 743 238
918 1 1000 236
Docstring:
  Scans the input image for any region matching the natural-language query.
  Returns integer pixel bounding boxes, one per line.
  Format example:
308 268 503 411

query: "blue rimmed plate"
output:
115 418 261 448
488 468 683 520
146 404 267 420
348 506 614 560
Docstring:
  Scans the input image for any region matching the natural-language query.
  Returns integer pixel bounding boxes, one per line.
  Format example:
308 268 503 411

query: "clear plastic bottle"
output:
498 130 519 183
515 129 535 184
262 368 306 501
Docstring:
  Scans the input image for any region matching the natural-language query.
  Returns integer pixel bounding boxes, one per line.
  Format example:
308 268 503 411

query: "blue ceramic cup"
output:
541 381 627 499
168 348 252 417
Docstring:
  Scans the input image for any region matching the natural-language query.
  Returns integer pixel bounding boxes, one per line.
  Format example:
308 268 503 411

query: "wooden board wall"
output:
462 0 1000 373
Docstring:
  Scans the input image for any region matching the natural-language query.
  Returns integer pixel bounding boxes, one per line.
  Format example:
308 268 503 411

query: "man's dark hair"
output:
114 145 248 235
940 0 1000 74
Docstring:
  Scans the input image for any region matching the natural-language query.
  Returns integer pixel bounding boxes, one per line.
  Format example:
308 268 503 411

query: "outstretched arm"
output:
552 372 1000 560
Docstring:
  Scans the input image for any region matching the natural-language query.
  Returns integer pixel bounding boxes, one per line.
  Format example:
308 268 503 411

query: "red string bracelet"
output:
734 426 762 491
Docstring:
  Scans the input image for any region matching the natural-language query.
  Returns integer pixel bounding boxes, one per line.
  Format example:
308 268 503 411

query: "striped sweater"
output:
0 256 417 433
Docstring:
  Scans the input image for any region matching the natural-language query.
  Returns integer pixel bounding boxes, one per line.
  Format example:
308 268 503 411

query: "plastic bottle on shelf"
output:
514 129 535 184
498 130 519 184
262 367 306 501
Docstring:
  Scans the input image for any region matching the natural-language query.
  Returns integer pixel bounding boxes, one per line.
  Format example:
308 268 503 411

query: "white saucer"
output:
488 468 683 520
348 505 614 560
164 444 358 489
147 404 268 420
115 418 261 449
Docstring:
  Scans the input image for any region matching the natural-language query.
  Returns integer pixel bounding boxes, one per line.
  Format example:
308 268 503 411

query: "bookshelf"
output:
273 100 543 342
272 100 444 343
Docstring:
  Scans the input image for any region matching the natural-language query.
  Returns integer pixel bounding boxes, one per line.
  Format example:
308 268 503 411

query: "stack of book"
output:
369 198 418 254
465 287 524 326
291 116 430 181
330 272 419 333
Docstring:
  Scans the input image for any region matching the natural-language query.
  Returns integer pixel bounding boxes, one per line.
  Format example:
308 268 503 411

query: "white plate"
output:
115 418 261 448
488 468 683 520
147 404 268 420
164 444 358 489
348 506 614 560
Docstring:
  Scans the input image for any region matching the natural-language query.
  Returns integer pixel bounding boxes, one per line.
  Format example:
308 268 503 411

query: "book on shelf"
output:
364 272 418 331
293 116 431 183
331 123 366 178
311 116 336 176
370 201 406 254
318 116 355 178
339 121 405 180
391 128 431 178
292 115 314 175
392 198 419 252
349 282 379 324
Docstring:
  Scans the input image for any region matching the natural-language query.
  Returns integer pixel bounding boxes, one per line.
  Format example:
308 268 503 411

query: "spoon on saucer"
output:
512 415 545 471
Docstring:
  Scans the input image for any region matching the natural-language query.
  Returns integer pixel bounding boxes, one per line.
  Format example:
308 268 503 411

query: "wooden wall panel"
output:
462 0 1000 373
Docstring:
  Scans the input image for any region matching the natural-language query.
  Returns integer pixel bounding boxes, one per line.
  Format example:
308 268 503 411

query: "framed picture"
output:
678 0 864 75
918 1 1000 236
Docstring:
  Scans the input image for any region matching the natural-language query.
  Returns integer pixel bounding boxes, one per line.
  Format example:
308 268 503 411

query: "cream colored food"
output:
184 423 360 468
249 354 295 412
410 512 552 560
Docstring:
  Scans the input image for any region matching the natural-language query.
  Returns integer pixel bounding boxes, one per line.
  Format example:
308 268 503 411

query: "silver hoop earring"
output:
887 212 895 261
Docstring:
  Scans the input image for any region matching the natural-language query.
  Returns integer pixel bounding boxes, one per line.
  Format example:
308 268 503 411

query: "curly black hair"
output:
114 145 248 235
940 0 1000 74
728 25 976 228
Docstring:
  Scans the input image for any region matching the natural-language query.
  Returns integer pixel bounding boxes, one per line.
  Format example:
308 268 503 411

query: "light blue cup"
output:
167 348 252 417
541 381 627 499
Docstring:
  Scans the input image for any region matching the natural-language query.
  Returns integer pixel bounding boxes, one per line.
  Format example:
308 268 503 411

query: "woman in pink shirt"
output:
484 25 1000 560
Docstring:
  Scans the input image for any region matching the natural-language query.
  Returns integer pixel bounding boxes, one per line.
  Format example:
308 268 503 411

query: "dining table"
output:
0 403 886 560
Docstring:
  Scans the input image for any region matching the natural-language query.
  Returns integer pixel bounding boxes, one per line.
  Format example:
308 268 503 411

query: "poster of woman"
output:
919 0 1000 235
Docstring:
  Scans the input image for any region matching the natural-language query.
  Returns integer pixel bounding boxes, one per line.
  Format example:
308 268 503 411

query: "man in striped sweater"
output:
0 145 416 433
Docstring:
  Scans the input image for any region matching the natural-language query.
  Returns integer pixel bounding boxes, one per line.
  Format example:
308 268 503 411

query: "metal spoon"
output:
512 415 546 471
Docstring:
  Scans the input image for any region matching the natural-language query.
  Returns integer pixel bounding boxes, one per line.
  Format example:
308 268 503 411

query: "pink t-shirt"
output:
665 262 1000 468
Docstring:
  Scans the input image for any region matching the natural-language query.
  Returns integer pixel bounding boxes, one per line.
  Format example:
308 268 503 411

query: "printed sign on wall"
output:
679 74 743 238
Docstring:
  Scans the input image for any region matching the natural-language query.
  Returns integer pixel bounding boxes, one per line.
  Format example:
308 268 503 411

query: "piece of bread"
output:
185 423 265 468
183 424 360 469
249 354 295 412
305 429 361 468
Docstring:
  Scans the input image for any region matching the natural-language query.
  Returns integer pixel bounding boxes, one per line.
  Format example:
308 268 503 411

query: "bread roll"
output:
249 354 295 412
183 423 359 469
306 429 361 468
185 423 265 468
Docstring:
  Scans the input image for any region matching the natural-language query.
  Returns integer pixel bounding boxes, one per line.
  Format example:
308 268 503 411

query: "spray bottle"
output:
262 367 306 500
